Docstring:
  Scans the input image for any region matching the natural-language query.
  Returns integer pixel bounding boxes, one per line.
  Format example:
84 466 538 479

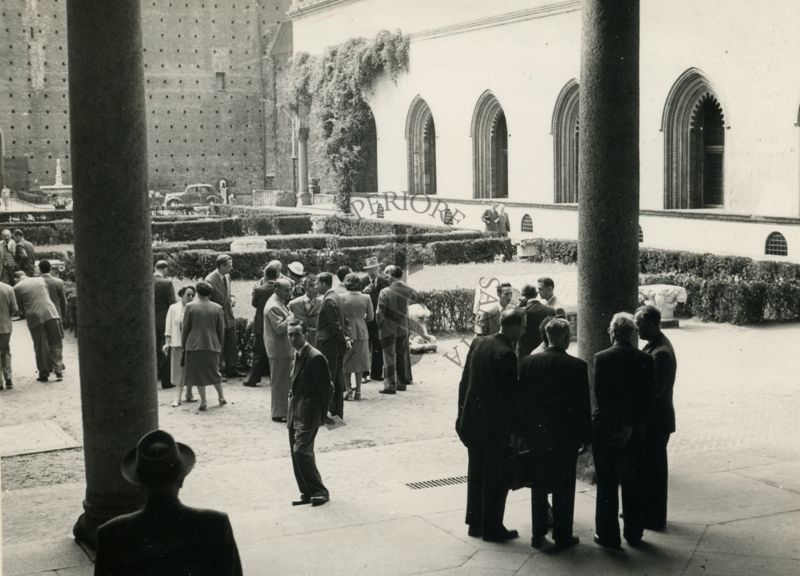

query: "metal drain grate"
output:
406 476 468 490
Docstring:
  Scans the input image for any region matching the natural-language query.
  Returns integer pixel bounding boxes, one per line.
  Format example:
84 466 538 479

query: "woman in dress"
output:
164 284 196 407
181 280 226 411
340 272 374 401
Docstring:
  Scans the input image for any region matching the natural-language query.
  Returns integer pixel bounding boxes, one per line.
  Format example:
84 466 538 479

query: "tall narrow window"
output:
215 72 226 91
472 91 508 199
552 79 579 203
662 69 727 209
406 96 437 195
354 107 378 193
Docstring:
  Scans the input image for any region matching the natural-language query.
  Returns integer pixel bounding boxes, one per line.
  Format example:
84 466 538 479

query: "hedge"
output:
322 215 454 237
0 210 74 223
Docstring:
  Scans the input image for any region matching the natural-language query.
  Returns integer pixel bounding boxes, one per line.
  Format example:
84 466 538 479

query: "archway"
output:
406 96 437 195
552 79 580 203
471 90 508 199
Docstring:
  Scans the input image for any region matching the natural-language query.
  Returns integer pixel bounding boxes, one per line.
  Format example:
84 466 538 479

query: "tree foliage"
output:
283 30 409 211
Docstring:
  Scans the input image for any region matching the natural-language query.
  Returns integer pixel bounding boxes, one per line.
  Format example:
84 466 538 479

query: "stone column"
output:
67 1 158 547
577 0 640 366
297 126 311 206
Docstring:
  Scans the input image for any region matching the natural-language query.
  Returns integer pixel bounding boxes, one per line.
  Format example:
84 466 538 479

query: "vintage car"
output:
162 184 223 208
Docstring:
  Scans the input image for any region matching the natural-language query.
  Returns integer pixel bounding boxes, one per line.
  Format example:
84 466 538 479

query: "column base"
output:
297 192 312 206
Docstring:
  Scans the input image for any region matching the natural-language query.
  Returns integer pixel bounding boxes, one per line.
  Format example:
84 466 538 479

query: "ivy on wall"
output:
283 30 409 212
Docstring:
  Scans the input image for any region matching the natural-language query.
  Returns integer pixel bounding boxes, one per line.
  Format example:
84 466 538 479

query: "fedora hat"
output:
121 430 196 488
287 261 304 276
364 256 380 269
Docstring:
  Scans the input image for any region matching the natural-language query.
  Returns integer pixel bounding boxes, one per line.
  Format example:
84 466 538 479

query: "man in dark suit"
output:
287 319 333 507
243 261 280 387
592 312 655 549
205 254 241 378
456 308 523 542
376 265 416 394
519 318 591 552
517 284 556 358
12 229 35 278
315 272 349 419
94 429 242 576
154 260 176 389
635 304 677 531
362 256 390 381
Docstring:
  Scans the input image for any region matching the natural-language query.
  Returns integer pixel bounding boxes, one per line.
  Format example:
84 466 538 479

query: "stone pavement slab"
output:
0 421 79 457
2 538 90 576
683 553 800 576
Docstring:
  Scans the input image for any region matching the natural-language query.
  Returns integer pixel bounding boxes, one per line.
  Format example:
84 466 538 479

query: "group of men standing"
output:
457 303 677 553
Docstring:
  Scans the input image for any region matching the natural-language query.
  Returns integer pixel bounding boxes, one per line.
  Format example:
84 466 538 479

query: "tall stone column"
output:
577 0 640 366
297 126 311 206
67 1 158 547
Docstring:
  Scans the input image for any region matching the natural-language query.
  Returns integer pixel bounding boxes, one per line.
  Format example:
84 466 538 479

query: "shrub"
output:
417 288 475 333
235 317 254 370
427 238 514 265
521 238 578 264
275 215 313 235
151 218 244 242
14 221 74 244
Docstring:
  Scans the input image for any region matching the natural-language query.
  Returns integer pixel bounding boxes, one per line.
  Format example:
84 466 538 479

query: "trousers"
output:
593 443 645 543
466 440 510 535
30 319 64 378
289 424 328 499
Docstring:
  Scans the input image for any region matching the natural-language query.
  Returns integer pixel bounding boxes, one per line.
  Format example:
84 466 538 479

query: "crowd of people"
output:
0 228 67 390
458 297 677 554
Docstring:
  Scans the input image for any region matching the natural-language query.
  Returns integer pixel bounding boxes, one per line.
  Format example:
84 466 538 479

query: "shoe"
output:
55 373 63 382
4 380 11 389
594 534 621 549
548 536 580 553
198 403 207 412
483 528 519 543
310 495 329 507
292 496 312 506
171 400 181 407
242 381 261 387
272 416 287 423
227 371 247 378
378 388 396 395
185 397 198 403
467 525 482 538
370 375 384 381
644 521 666 531
162 384 175 389
396 385 407 391
344 389 355 401
219 398 227 406
353 392 361 401
625 535 643 548
531 535 547 549
36 376 49 383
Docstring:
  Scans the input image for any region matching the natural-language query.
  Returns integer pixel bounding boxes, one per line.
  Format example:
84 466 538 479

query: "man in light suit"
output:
0 279 18 389
288 276 321 345
287 319 333 507
94 429 242 575
13 271 63 382
205 254 241 378
264 279 294 422
376 265 416 394
315 272 349 419
1 229 16 285
153 260 176 389
635 304 678 531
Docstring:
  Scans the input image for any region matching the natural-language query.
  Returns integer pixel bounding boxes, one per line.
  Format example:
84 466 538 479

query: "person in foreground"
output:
592 312 654 549
519 318 591 552
456 308 523 542
94 429 242 576
287 319 333 507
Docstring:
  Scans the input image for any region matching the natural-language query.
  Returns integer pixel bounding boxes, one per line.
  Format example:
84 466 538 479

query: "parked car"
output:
162 184 223 208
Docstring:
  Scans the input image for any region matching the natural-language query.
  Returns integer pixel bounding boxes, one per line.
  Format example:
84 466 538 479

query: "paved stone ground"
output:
2 318 799 575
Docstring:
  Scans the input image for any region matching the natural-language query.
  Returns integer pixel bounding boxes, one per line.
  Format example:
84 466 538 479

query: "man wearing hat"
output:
287 261 306 299
205 254 243 379
362 256 390 381
94 429 243 575
154 260 177 389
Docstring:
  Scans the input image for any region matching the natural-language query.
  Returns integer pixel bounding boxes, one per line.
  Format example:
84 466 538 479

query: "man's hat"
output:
155 260 169 269
120 430 196 488
364 256 380 269
287 261 304 276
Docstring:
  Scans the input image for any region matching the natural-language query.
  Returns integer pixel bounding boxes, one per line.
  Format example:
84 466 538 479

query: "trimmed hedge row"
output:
322 215 454 237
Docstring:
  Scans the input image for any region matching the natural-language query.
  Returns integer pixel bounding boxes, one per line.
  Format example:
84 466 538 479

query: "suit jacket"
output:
205 269 235 328
456 334 519 447
517 300 557 357
14 239 35 276
287 343 333 429
263 293 293 359
315 288 347 348
519 347 592 451
41 273 68 319
0 282 18 334
181 299 225 352
362 273 391 311
288 294 321 342
13 277 60 328
592 342 655 446
94 498 242 576
251 280 276 336
1 238 16 267
376 280 417 338
643 333 677 435
153 272 176 331
340 291 374 341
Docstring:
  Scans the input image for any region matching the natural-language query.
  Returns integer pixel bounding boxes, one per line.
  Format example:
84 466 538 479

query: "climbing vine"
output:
283 30 409 212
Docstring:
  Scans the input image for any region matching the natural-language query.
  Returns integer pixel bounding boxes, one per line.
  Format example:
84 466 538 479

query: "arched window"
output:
471 91 508 199
354 106 378 193
765 232 788 256
406 96 437 195
552 79 579 203
521 214 533 233
662 69 727 209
